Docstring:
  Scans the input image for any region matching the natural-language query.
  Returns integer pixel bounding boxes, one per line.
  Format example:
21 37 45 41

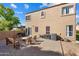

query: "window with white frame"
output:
66 25 73 37
62 7 69 15
69 6 74 14
62 5 74 15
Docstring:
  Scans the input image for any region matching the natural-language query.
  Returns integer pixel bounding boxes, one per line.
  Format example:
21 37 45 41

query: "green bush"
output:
76 31 79 41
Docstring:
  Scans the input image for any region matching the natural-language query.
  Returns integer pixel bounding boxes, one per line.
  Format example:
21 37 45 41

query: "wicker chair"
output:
27 36 32 44
33 35 37 42
5 37 20 49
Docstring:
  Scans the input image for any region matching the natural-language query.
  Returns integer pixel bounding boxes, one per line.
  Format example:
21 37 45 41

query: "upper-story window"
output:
62 5 74 15
69 6 74 14
26 15 31 21
41 11 45 19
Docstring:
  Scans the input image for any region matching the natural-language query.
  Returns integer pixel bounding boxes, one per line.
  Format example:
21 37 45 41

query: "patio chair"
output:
27 36 32 44
14 41 20 49
33 35 37 42
5 37 20 49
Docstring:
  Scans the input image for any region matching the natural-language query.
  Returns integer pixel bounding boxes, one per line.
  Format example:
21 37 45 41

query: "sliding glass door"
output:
66 25 73 37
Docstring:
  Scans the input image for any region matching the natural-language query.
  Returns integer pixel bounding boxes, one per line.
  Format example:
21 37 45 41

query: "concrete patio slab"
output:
0 38 63 56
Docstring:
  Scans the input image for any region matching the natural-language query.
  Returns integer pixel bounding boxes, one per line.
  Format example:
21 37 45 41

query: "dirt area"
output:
0 38 79 56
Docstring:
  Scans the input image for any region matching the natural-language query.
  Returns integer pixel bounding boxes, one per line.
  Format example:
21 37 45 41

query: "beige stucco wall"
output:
25 3 76 41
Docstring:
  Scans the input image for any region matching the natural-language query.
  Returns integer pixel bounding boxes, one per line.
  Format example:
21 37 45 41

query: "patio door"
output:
66 25 73 37
25 27 32 36
28 27 32 36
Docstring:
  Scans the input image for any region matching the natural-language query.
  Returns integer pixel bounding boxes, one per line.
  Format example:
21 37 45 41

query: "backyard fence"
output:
0 31 22 40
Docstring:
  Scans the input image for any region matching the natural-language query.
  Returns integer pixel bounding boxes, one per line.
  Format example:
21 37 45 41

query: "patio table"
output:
21 37 29 44
21 35 32 45
21 37 28 40
18 37 28 47
21 35 32 40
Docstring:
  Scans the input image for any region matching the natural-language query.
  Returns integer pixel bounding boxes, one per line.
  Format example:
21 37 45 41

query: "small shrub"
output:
76 31 79 41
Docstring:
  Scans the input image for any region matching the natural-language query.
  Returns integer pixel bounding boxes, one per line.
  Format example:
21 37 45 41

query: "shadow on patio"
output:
0 38 63 56
16 46 63 56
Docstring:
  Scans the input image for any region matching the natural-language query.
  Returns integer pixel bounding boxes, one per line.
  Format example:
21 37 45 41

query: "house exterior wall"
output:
25 3 76 41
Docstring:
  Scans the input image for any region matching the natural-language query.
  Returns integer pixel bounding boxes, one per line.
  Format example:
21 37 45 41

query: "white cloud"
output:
48 3 54 7
76 15 79 18
40 3 61 8
40 3 48 8
15 11 23 14
40 3 54 8
42 3 49 6
11 3 17 8
24 4 29 9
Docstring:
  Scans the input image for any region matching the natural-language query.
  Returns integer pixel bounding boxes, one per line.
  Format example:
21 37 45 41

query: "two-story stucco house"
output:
25 3 76 41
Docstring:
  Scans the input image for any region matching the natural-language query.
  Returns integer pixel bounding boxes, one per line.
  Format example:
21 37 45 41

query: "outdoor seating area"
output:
0 32 78 56
0 31 73 50
5 35 37 49
0 36 62 56
0 31 77 56
0 31 43 50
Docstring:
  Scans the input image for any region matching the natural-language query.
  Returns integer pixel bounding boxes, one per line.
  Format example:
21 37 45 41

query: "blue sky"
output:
1 3 79 25
2 3 51 26
76 3 79 24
